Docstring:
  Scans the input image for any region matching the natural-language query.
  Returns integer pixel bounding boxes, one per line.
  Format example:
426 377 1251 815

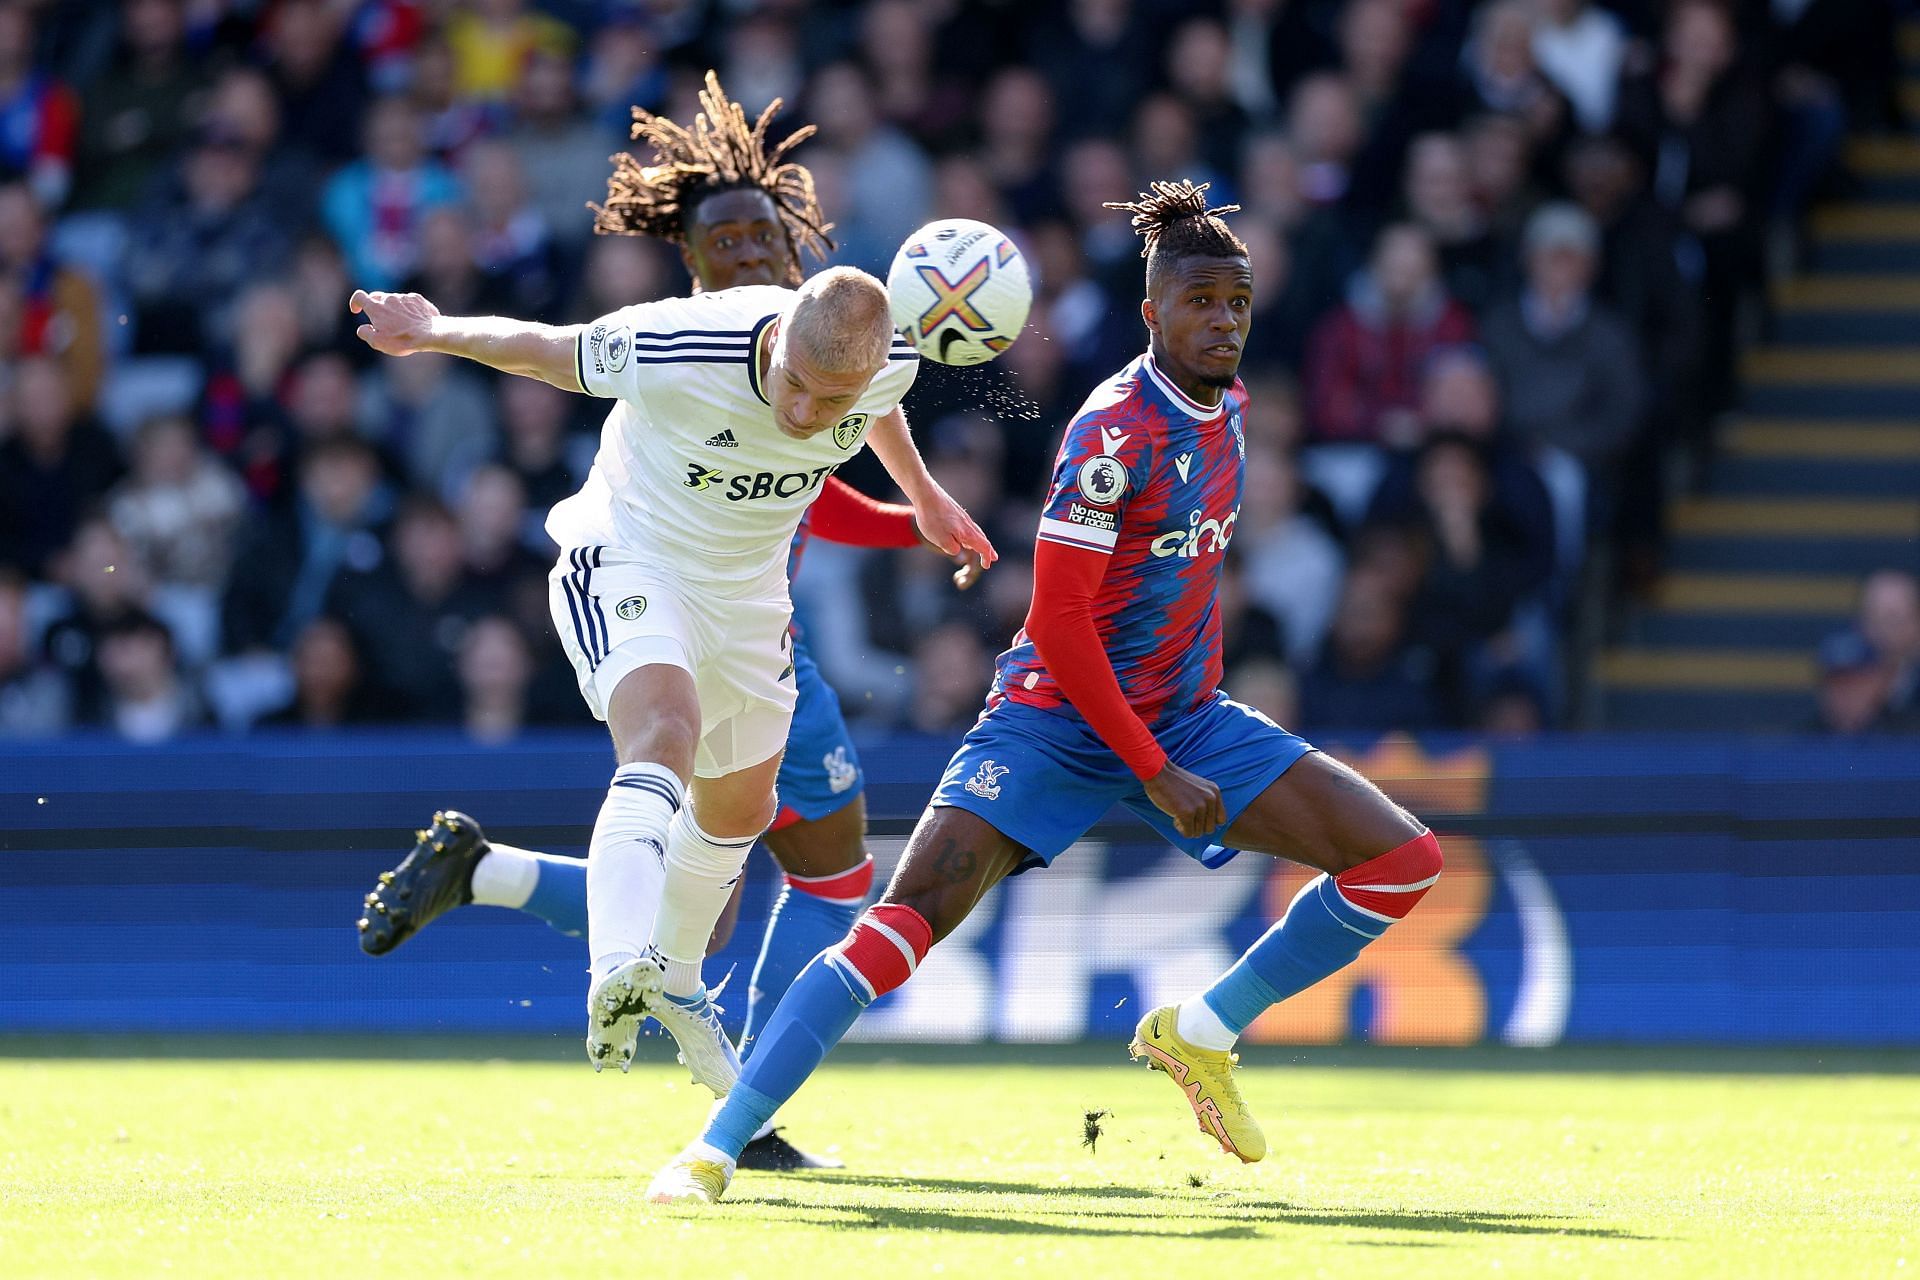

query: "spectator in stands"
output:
1812 630 1896 736
401 206 495 318
903 622 992 735
1236 447 1344 667
807 61 931 273
1218 558 1289 672
203 65 319 229
1166 18 1251 180
572 234 673 324
363 348 498 496
289 235 362 356
1531 0 1628 134
1286 73 1365 212
457 614 536 743
223 437 388 656
858 0 956 147
495 375 581 519
326 497 493 721
93 608 201 743
457 465 543 585
1029 0 1158 145
123 123 292 354
322 94 463 291
262 0 369 165
108 414 246 592
0 570 70 736
408 35 497 161
1453 0 1565 145
71 0 198 211
461 139 563 319
1298 557 1442 730
1304 222 1475 446
263 616 377 729
0 179 103 408
287 352 369 452
41 516 153 722
1375 433 1538 715
0 356 121 578
1616 0 1768 420
1858 570 1920 721
507 48 617 253
1366 349 1557 599
0 4 77 207
1401 132 1506 312
1462 112 1542 245
978 67 1060 225
444 0 574 105
1478 671 1549 737
198 282 303 503
1481 203 1645 476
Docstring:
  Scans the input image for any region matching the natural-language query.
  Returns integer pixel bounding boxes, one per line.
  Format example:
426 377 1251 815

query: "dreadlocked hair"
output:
1104 180 1246 292
591 71 833 286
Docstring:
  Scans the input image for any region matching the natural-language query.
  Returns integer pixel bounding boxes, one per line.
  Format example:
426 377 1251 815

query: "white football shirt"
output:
545 285 920 595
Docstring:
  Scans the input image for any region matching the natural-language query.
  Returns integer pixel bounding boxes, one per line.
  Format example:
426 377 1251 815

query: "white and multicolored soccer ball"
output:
886 218 1032 366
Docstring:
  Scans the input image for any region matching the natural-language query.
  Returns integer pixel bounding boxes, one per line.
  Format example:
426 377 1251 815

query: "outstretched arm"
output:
810 477 987 589
862 405 998 570
349 290 583 392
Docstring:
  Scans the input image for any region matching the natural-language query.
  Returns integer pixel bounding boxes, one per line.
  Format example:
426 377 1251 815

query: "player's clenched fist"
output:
349 289 441 357
1143 761 1225 838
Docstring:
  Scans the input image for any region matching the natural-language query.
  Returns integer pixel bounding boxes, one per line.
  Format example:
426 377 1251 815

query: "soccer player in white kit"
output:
347 270 995 1092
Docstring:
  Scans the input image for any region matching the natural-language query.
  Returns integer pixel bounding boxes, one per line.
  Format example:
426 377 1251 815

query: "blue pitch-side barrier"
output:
0 731 1916 1047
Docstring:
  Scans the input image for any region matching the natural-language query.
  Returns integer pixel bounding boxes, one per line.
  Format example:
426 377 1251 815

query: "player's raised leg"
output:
357 811 591 953
647 805 1030 1202
1132 748 1438 1163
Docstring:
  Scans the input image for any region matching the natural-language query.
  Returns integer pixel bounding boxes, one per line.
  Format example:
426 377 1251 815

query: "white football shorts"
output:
547 545 797 778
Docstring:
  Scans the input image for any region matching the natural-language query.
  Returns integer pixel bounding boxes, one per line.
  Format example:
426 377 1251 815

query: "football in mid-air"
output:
886 218 1032 366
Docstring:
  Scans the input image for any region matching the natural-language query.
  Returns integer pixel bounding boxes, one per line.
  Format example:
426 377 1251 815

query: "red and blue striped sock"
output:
741 857 873 1061
1191 832 1443 1046
702 902 930 1160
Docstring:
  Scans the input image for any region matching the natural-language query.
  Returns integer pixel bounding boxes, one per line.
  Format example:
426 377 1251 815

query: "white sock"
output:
587 762 684 980
1176 997 1239 1052
655 808 758 996
468 845 540 909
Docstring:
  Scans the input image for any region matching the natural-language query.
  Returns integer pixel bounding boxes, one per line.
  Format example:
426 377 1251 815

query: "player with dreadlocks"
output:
351 75 987 1172
646 181 1445 1204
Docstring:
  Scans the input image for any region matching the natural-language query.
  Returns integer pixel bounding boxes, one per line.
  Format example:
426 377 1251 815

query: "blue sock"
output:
701 953 868 1159
1200 874 1386 1035
519 853 587 939
741 885 860 1061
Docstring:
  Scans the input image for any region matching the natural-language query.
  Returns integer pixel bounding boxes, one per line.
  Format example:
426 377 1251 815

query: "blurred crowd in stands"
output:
0 0 1903 743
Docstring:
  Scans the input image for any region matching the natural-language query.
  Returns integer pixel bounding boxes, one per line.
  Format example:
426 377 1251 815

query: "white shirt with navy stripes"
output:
545 285 919 595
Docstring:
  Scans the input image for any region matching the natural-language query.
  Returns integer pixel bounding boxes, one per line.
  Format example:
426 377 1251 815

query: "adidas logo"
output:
703 430 738 448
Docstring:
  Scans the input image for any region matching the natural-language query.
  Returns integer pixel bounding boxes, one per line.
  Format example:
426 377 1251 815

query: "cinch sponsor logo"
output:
683 461 838 501
1150 507 1239 558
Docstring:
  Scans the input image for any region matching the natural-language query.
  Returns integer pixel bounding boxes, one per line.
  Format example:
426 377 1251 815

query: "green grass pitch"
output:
2 1051 1915 1278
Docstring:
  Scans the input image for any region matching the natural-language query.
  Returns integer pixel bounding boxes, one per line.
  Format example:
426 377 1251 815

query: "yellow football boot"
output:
647 1149 734 1205
1129 1004 1267 1163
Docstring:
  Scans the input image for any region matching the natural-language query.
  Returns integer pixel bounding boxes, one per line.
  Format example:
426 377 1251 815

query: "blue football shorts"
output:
929 690 1314 871
771 637 865 830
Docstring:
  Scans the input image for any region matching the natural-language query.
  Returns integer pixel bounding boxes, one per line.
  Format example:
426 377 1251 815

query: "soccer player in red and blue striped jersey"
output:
648 182 1446 1203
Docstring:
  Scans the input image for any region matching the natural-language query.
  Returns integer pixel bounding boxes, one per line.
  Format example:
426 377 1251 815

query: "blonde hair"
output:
786 267 894 374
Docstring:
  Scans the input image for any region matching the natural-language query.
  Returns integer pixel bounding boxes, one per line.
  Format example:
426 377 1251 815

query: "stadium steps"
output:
1597 118 1920 730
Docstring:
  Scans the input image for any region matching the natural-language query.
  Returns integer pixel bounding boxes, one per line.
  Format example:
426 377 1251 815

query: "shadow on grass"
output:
744 1195 1259 1240
747 1173 1655 1242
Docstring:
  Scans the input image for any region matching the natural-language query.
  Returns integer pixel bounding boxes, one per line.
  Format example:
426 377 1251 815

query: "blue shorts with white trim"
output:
929 691 1314 871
